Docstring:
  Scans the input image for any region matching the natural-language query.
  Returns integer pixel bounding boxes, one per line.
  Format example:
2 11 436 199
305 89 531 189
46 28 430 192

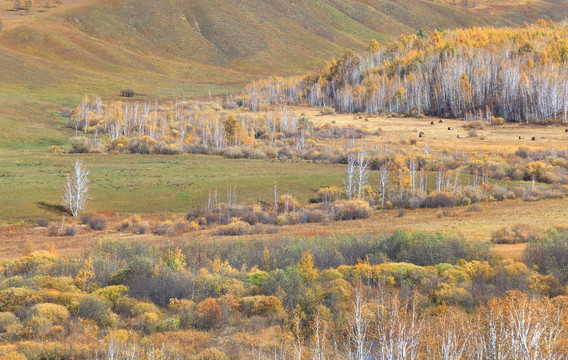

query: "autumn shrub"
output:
240 295 283 317
4 251 58 277
120 88 135 97
331 200 372 220
240 210 260 225
68 137 91 153
515 145 530 158
223 146 248 159
197 348 228 360
320 106 336 115
154 142 183 155
158 316 180 332
492 117 506 125
294 208 322 224
31 303 69 325
489 184 512 201
132 221 149 234
77 295 116 327
170 219 187 234
249 148 268 159
390 190 427 209
465 120 486 129
47 145 64 153
434 285 474 307
124 265 195 307
153 220 173 235
425 191 459 208
377 231 486 266
313 186 343 203
491 224 540 244
134 311 162 333
250 224 279 234
541 188 564 199
128 136 157 154
88 216 107 231
36 218 49 227
168 299 195 329
79 213 93 225
0 312 20 333
194 298 224 330
461 186 490 204
92 285 128 304
215 221 251 236
525 230 568 284
63 224 78 237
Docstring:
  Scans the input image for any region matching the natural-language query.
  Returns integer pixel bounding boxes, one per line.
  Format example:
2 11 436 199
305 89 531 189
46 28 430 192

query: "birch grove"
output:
243 22 568 125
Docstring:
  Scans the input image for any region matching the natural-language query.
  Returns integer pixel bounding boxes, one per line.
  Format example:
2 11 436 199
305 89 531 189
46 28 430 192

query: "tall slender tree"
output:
62 160 90 217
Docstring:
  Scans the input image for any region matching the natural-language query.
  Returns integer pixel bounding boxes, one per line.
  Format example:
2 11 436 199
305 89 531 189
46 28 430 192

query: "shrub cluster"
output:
491 224 540 244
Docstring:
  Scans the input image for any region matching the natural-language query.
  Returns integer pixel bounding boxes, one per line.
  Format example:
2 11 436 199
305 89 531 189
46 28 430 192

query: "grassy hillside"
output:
0 0 568 148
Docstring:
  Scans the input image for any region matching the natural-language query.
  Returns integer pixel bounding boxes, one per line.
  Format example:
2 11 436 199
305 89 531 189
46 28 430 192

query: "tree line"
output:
243 20 568 125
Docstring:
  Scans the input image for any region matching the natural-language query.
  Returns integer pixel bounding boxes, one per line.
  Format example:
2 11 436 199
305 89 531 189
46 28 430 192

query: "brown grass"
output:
2 197 565 261
292 106 568 154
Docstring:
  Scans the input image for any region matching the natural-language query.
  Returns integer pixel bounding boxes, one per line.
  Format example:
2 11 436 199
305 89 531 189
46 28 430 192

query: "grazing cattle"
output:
519 136 523 140
448 127 453 130
531 137 536 141
431 121 435 125
419 132 425 137
439 120 444 123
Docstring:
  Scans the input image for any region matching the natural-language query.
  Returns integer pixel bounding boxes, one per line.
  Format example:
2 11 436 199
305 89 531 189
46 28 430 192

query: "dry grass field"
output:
291 106 568 153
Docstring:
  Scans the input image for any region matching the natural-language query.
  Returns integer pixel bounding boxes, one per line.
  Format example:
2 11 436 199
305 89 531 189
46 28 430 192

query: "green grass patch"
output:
0 150 344 221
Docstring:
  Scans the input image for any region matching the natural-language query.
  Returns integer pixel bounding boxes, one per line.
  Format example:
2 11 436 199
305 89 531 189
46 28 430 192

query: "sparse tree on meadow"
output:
409 159 418 191
344 153 356 200
355 150 369 199
62 160 90 217
378 164 390 206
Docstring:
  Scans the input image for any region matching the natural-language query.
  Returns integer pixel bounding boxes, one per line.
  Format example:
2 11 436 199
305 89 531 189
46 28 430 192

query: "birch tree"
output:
344 153 356 200
356 150 369 199
378 164 390 206
348 286 370 360
62 160 90 217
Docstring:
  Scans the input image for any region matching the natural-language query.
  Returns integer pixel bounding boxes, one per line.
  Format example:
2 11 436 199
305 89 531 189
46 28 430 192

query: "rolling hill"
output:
1 0 568 148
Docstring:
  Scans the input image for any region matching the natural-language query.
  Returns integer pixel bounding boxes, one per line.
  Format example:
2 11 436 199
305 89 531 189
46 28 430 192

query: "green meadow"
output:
0 150 344 221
